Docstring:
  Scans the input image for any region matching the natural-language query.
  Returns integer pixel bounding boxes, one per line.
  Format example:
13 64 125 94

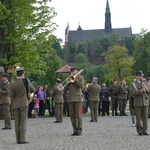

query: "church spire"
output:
105 0 112 31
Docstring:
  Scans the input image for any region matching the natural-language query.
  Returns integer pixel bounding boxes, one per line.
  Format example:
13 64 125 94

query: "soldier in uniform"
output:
109 80 119 116
10 68 35 144
51 78 64 123
130 71 150 135
66 67 84 136
118 79 128 116
145 77 150 118
87 77 101 122
0 73 12 130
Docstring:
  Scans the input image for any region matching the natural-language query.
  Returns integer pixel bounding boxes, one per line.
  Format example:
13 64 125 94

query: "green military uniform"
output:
145 78 150 118
87 77 101 122
118 83 128 116
66 70 84 136
10 68 35 144
130 81 150 134
51 79 64 123
0 73 11 129
109 84 119 116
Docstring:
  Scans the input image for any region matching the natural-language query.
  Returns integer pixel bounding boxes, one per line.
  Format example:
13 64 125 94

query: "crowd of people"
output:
0 68 150 144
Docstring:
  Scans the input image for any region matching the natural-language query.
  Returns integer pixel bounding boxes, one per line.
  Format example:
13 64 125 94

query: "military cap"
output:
16 67 25 74
2 73 9 78
146 77 150 81
92 77 98 81
135 70 144 76
70 67 78 72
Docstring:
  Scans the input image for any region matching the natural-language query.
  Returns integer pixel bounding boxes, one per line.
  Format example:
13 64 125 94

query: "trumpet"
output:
57 69 84 90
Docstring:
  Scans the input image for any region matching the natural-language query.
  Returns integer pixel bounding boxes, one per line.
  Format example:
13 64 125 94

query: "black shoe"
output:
90 120 94 122
138 133 143 136
71 133 77 136
54 121 60 123
2 128 12 130
115 113 119 116
19 141 29 144
76 132 82 136
143 132 149 135
123 113 128 116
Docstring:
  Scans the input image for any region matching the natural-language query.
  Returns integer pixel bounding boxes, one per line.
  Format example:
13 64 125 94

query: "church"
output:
64 0 132 44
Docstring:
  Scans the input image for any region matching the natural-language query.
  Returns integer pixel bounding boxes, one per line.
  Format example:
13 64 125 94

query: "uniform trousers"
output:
68 102 82 134
14 107 28 143
89 101 99 121
55 103 63 122
134 106 148 134
2 104 11 128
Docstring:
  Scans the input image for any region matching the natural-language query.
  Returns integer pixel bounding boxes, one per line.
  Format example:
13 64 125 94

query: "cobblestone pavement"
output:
0 115 150 150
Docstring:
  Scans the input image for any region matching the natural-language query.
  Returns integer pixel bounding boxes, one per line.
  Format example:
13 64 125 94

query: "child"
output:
34 94 40 118
82 99 87 116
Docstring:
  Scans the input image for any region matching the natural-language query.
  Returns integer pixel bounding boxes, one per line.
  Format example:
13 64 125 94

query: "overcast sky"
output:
50 0 149 42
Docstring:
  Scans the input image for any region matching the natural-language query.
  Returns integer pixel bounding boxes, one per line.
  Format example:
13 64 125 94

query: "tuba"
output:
7 62 34 104
57 69 84 90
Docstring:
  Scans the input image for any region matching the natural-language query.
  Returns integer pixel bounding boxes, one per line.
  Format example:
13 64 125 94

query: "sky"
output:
49 0 150 43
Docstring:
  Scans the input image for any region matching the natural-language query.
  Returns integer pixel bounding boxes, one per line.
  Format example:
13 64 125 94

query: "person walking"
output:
87 77 101 122
10 68 35 144
130 71 150 136
0 73 12 130
51 78 64 123
66 67 84 136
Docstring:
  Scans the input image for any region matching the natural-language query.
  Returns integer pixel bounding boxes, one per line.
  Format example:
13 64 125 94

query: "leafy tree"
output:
75 53 87 64
133 32 150 77
0 0 57 76
102 45 133 81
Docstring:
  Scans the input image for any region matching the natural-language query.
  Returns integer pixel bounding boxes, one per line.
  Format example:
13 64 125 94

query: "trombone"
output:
57 69 84 90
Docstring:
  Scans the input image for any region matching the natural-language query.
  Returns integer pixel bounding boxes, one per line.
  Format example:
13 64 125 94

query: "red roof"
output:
55 64 71 73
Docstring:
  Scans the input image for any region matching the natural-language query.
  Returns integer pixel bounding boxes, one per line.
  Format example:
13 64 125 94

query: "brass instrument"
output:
57 69 84 90
7 62 22 77
7 62 34 104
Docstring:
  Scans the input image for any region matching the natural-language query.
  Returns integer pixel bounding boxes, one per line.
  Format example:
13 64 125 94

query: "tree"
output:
133 32 150 77
0 0 57 76
102 45 133 81
75 53 88 64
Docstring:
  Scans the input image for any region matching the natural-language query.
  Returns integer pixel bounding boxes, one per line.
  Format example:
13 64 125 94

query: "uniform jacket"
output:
0 81 11 104
87 83 101 101
109 85 119 98
10 78 35 109
67 75 84 103
51 83 64 103
130 80 150 107
118 84 128 99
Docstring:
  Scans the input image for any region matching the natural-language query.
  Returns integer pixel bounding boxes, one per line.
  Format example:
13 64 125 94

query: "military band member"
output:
118 79 128 116
10 68 35 144
0 73 12 130
87 77 101 122
145 77 150 118
130 71 150 135
51 78 64 123
109 80 119 116
66 67 84 136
